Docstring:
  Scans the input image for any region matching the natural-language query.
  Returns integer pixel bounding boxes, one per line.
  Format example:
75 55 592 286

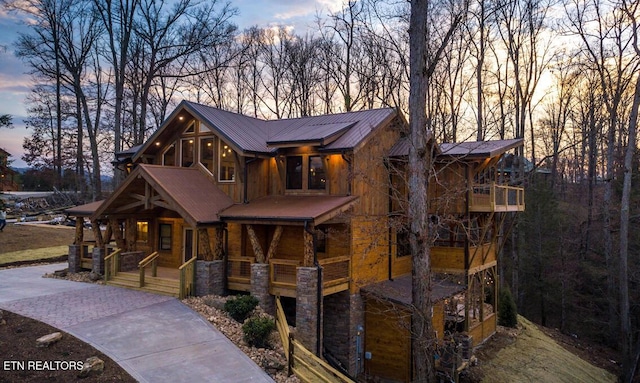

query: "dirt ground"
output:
0 223 92 254
0 311 136 383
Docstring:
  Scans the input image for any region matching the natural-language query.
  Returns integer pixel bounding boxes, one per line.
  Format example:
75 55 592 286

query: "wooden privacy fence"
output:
275 297 354 383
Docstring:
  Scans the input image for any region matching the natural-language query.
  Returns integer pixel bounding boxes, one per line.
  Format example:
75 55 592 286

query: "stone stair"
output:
106 272 180 297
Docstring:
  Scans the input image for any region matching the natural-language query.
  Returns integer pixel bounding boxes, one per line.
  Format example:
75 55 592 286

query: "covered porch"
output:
222 194 358 299
66 164 234 298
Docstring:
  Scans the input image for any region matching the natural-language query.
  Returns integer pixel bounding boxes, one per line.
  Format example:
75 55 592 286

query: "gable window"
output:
181 138 194 167
162 144 176 166
200 137 215 174
159 223 172 251
219 140 235 182
286 156 303 189
308 156 326 190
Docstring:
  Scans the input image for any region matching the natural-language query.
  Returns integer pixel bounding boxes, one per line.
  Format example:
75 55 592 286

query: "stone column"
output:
251 263 274 314
296 266 323 355
92 247 106 275
196 260 226 296
68 245 82 273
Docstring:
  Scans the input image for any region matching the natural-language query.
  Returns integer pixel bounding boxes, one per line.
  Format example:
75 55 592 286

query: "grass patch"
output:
0 245 69 265
481 316 617 383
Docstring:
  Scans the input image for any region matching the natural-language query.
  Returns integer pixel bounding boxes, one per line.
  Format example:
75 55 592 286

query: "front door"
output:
183 227 195 263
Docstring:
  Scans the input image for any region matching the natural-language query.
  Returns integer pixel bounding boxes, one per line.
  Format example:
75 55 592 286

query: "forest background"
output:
0 0 639 380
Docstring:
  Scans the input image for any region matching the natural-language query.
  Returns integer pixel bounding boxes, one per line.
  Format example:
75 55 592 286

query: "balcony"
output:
469 182 525 212
227 256 351 297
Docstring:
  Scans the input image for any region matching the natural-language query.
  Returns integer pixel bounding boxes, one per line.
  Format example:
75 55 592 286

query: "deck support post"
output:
68 245 82 273
251 263 274 314
296 266 323 355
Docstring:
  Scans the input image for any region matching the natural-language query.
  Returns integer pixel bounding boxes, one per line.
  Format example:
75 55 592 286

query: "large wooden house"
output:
66 100 524 382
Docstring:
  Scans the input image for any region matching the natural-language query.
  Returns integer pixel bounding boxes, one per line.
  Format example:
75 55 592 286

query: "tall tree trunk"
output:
409 1 436 381
619 61 640 383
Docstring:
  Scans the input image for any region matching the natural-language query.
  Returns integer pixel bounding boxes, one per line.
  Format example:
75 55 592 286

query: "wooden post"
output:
198 228 214 261
246 225 265 263
104 221 113 245
111 219 126 250
91 220 104 248
266 225 283 263
74 217 84 245
214 227 224 261
125 218 136 251
303 224 314 267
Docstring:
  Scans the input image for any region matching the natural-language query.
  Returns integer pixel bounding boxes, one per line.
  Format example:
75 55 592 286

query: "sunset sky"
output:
0 0 343 168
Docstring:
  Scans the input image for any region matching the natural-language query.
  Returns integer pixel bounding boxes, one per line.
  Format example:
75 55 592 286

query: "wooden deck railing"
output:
227 256 254 291
470 182 525 212
276 297 354 383
270 259 301 289
138 251 159 287
104 248 122 281
179 256 197 299
318 256 350 294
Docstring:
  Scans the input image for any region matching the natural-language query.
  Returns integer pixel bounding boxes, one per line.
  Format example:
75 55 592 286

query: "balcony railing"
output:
227 256 351 297
470 182 525 212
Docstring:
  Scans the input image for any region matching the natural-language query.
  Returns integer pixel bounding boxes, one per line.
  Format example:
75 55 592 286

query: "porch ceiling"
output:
91 164 234 226
220 195 358 225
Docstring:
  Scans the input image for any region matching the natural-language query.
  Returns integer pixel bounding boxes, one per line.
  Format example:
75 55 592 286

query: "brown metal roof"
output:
267 122 355 147
92 164 234 226
388 137 523 160
65 200 105 217
439 138 523 159
220 195 358 225
361 274 464 305
133 102 399 161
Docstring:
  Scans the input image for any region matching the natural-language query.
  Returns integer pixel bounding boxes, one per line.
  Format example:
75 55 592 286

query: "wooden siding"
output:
227 223 243 258
430 244 496 273
352 118 401 217
351 217 389 293
364 298 411 383
429 162 467 214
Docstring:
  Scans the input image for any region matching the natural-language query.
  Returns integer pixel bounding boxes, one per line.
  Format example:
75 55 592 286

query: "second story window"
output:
162 144 176 166
287 156 303 189
200 137 214 174
219 140 235 182
181 138 194 167
308 156 326 190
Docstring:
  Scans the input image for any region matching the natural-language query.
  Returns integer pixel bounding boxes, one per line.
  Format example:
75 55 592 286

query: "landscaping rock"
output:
78 356 104 378
0 310 5 325
36 332 63 347
53 269 68 277
88 271 101 281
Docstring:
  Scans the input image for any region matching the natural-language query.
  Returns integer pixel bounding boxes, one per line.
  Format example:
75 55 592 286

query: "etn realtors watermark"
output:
3 360 84 371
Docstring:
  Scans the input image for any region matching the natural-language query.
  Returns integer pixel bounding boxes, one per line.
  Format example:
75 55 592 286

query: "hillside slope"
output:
478 317 617 383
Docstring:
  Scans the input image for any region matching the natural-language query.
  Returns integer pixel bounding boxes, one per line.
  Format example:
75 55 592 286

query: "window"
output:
397 226 411 257
181 138 194 167
286 156 303 189
136 221 149 243
200 137 215 174
159 223 172 250
184 121 196 134
162 144 175 166
219 140 235 182
308 156 326 190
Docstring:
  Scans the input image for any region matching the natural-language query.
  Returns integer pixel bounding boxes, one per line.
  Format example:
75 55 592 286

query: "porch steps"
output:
107 272 180 298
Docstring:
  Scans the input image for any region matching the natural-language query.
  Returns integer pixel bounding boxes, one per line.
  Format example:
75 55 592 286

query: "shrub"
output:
224 295 259 322
242 317 275 348
498 286 518 328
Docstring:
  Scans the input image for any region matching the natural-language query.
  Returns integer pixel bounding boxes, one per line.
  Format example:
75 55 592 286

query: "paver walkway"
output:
0 263 274 383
